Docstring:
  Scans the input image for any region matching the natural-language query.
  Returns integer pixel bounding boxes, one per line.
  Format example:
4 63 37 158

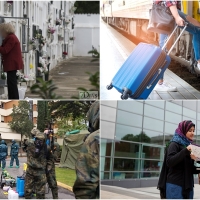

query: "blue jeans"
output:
159 34 168 80
178 10 200 61
166 183 194 199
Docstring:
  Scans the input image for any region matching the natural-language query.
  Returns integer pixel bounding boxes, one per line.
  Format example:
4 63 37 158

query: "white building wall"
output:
0 1 75 83
73 14 100 56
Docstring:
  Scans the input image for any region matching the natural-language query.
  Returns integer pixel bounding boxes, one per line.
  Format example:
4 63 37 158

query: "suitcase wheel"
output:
106 84 113 90
121 93 129 100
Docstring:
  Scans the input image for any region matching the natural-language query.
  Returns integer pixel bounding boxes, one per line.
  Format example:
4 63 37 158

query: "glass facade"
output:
101 100 200 181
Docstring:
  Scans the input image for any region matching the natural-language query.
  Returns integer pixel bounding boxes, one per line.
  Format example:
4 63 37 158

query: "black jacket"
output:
158 142 200 199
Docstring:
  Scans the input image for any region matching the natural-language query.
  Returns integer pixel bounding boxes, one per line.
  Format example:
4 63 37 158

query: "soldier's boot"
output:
52 188 58 199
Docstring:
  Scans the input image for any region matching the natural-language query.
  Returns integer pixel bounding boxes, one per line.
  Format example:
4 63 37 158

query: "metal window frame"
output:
0 16 29 53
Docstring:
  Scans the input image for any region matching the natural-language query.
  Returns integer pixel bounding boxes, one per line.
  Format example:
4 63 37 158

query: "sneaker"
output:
16 166 19 168
8 166 13 168
154 81 177 92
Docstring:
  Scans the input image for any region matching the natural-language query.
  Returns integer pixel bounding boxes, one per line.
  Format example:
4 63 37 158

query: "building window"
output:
1 116 4 122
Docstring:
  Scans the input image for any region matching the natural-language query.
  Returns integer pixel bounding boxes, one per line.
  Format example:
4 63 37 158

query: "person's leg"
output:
177 10 200 66
47 168 58 199
15 155 19 167
6 71 19 99
35 173 46 199
189 189 194 199
25 172 35 199
2 157 6 169
166 183 183 199
10 155 14 167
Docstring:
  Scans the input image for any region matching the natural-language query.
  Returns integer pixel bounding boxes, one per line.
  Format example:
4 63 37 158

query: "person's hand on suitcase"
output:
175 16 185 26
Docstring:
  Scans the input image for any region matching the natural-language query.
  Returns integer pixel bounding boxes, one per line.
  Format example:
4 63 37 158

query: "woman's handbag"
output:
147 3 175 35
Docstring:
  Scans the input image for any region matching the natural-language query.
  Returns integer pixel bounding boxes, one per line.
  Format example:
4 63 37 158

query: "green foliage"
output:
121 132 151 143
1 73 6 80
30 78 63 99
74 1 100 14
88 48 100 62
48 101 92 120
72 71 99 99
9 101 34 140
57 117 87 137
37 101 49 132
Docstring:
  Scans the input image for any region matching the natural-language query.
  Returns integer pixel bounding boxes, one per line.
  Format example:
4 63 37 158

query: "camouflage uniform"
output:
24 133 54 199
73 101 100 199
46 140 60 199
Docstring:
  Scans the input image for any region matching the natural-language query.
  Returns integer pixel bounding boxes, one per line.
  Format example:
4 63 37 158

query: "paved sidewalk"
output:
101 184 200 199
0 157 75 199
25 57 99 99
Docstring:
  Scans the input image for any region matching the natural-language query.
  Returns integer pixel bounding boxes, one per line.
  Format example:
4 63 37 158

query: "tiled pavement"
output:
101 184 200 199
0 157 75 199
100 20 200 100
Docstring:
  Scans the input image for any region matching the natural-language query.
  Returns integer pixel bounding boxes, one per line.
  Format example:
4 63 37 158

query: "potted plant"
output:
62 51 68 59
0 72 6 85
56 19 61 26
47 26 56 40
69 37 75 41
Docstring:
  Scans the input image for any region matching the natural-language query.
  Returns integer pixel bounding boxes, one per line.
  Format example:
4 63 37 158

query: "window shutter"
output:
32 25 36 38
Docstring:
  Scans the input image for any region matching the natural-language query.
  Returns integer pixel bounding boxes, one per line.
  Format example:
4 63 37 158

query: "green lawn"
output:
55 167 76 187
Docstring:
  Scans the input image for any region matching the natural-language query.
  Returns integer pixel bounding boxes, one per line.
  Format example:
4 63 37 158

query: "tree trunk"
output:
20 134 22 157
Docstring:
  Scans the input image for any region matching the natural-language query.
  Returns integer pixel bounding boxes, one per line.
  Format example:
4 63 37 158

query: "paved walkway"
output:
0 157 75 199
100 20 200 100
25 57 99 99
101 184 200 199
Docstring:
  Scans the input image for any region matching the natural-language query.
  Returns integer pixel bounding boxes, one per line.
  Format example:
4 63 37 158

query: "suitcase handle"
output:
146 68 162 89
162 22 188 55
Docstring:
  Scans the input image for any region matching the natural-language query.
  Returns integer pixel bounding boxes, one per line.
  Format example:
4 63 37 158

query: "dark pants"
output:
47 166 58 199
10 154 19 166
7 70 19 99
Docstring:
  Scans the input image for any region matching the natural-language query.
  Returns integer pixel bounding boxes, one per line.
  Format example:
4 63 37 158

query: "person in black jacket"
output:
158 120 200 199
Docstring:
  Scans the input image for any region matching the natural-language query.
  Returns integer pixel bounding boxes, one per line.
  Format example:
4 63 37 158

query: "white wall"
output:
73 14 100 56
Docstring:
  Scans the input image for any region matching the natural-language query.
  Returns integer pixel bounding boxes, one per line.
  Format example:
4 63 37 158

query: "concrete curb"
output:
57 181 73 192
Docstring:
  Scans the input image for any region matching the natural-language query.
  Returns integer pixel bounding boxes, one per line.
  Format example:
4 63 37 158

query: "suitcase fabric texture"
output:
106 24 188 100
107 43 170 99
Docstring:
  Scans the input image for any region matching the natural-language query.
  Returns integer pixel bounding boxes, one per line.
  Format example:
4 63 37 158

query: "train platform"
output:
100 20 200 100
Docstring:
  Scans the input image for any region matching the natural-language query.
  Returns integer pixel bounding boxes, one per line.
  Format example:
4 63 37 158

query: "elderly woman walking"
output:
0 23 23 99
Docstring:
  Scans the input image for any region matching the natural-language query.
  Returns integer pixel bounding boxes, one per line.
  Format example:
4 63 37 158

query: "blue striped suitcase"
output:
106 25 187 100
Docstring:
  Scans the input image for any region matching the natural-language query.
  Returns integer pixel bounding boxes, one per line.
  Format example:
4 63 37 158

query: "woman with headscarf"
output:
157 120 200 199
0 22 23 99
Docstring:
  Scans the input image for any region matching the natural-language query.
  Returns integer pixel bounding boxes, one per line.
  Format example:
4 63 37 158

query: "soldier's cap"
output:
12 139 15 143
1 140 5 144
35 133 45 141
87 101 99 131
31 128 40 136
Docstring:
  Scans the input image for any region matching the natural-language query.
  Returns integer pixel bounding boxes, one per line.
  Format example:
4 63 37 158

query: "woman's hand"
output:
175 16 185 26
190 152 197 161
187 145 192 151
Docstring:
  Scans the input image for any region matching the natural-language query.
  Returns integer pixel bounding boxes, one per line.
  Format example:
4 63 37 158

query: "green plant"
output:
71 71 99 99
1 72 6 80
9 101 34 143
88 48 99 62
30 78 63 99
